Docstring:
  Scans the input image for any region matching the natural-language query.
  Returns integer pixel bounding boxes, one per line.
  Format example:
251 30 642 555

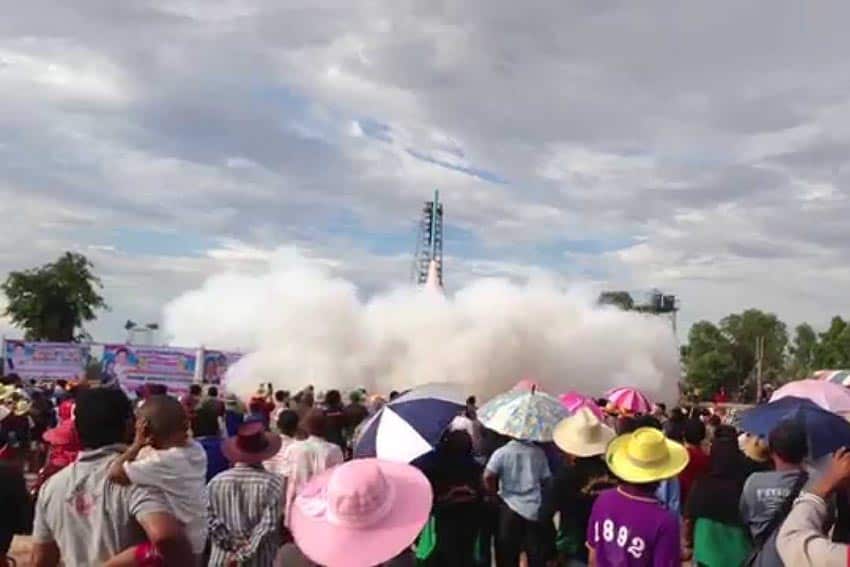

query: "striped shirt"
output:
207 463 283 567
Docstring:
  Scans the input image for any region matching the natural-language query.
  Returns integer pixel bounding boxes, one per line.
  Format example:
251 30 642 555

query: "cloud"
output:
1 1 850 344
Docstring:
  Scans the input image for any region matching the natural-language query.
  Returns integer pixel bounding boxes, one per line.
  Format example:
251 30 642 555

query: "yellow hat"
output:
0 385 15 401
605 427 689 483
553 407 616 458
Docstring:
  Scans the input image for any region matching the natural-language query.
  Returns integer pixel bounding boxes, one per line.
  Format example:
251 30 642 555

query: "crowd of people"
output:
0 374 848 566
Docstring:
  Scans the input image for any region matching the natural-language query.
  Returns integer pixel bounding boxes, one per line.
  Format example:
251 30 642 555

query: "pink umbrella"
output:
559 392 605 420
770 379 850 414
513 378 540 392
604 387 652 414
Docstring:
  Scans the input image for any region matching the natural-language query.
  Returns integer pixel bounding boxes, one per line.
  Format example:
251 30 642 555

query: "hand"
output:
133 417 152 448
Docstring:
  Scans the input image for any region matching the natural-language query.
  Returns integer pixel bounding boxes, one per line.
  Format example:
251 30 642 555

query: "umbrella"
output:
739 396 850 459
604 387 652 414
559 391 605 420
353 383 466 463
770 379 850 414
513 378 540 392
478 387 568 442
814 370 850 387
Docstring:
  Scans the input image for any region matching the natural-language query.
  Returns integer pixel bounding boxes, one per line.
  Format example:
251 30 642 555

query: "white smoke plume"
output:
163 248 680 403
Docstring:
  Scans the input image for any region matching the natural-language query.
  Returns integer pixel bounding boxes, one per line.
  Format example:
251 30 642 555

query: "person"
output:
679 418 710 506
282 409 345 521
662 408 686 442
270 390 291 431
465 396 478 420
223 393 245 437
343 390 369 443
31 388 193 566
207 420 283 566
551 407 618 566
322 389 347 451
201 386 225 417
180 384 203 421
586 426 687 566
0 460 31 566
264 409 299 477
34 418 81 498
777 447 850 566
684 434 752 567
418 430 485 566
484 430 552 567
288 458 432 567
192 407 229 482
739 420 809 567
106 395 209 562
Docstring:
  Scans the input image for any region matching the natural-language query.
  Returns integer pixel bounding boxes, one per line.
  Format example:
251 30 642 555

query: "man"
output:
322 389 347 450
208 421 283 566
200 386 225 417
270 390 291 431
484 433 552 567
31 388 193 566
343 390 369 436
740 420 809 567
777 447 850 566
282 409 344 521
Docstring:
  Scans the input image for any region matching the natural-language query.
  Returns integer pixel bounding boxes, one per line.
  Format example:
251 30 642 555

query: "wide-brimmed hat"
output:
606 427 689 483
221 421 282 464
0 385 16 401
0 405 9 423
553 407 616 458
43 419 79 447
740 433 770 463
291 458 432 567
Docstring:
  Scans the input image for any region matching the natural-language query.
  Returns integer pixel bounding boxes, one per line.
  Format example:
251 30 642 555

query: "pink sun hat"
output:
290 458 433 567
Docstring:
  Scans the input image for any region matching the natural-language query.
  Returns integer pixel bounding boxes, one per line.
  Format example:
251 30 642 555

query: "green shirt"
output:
694 517 751 567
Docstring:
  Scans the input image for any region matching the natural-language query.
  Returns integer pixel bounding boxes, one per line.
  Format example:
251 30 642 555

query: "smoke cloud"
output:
163 248 680 403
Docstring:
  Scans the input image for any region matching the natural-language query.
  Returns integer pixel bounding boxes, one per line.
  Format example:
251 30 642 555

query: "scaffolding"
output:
412 190 444 286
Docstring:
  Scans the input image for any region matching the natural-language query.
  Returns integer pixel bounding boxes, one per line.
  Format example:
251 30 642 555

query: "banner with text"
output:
3 340 90 381
202 350 243 386
102 344 197 394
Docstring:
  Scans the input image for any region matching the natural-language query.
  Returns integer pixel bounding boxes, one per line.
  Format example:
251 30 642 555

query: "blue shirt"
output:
655 477 681 514
486 440 551 521
197 436 229 482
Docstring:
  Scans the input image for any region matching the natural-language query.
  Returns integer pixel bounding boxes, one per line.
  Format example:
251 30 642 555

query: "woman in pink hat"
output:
287 458 433 567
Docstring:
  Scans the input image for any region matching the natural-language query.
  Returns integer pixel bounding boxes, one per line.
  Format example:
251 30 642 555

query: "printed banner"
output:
202 350 243 386
3 340 90 381
102 344 197 394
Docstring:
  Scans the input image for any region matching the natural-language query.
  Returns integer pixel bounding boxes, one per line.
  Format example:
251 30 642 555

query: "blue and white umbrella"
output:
354 383 466 463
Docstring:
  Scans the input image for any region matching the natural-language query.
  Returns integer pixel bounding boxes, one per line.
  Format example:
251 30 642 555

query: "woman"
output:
684 434 752 567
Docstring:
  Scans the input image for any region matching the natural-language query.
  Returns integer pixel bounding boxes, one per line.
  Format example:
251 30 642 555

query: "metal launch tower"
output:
412 190 444 288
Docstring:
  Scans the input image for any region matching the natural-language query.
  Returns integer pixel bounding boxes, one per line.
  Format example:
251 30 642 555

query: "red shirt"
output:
679 445 710 506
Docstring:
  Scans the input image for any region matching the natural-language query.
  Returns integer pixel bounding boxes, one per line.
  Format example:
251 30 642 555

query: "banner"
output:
102 344 197 394
202 350 243 386
3 340 90 381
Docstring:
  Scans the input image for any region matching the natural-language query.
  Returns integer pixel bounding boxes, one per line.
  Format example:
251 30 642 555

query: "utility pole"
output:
755 336 765 403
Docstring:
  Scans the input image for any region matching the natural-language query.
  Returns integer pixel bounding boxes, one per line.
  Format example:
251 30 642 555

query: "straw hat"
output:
740 433 770 463
605 427 689 483
553 407 616 458
291 458 432 567
221 421 282 464
0 385 15 401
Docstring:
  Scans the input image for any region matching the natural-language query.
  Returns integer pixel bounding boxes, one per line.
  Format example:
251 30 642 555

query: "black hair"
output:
75 388 133 449
56 379 68 389
713 424 738 440
768 420 807 465
192 408 220 437
325 389 342 407
274 390 287 403
634 415 663 431
466 396 477 406
207 386 219 398
655 402 667 412
189 384 203 396
277 409 300 436
669 408 686 422
389 390 400 401
684 418 707 445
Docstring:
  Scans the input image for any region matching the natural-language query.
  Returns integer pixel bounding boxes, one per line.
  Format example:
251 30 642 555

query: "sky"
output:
2 1 849 343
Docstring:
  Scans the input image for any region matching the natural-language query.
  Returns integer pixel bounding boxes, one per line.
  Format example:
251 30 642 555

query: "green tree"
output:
598 291 634 310
2 252 108 341
720 309 788 383
684 321 737 395
788 323 818 377
813 316 850 369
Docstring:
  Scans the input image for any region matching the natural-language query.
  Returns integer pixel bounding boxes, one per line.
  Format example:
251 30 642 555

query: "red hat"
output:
221 421 282 464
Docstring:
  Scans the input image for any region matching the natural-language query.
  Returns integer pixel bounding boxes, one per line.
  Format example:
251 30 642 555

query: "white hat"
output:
553 406 616 458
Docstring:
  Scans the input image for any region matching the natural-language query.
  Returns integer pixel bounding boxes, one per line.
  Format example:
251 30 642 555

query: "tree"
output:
2 252 108 342
813 316 850 369
598 291 634 311
684 321 737 395
719 309 788 384
788 323 818 378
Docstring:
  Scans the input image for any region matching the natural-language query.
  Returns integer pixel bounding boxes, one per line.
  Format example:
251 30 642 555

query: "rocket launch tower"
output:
413 190 444 288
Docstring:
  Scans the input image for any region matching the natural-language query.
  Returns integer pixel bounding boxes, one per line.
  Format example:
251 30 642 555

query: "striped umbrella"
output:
604 387 652 414
353 383 466 464
478 387 568 442
814 369 850 386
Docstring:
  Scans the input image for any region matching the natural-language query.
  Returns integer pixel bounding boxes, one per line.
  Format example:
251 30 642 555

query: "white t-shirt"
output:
124 441 209 554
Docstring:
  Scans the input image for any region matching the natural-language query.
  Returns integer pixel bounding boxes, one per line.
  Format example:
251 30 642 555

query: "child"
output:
106 395 208 565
